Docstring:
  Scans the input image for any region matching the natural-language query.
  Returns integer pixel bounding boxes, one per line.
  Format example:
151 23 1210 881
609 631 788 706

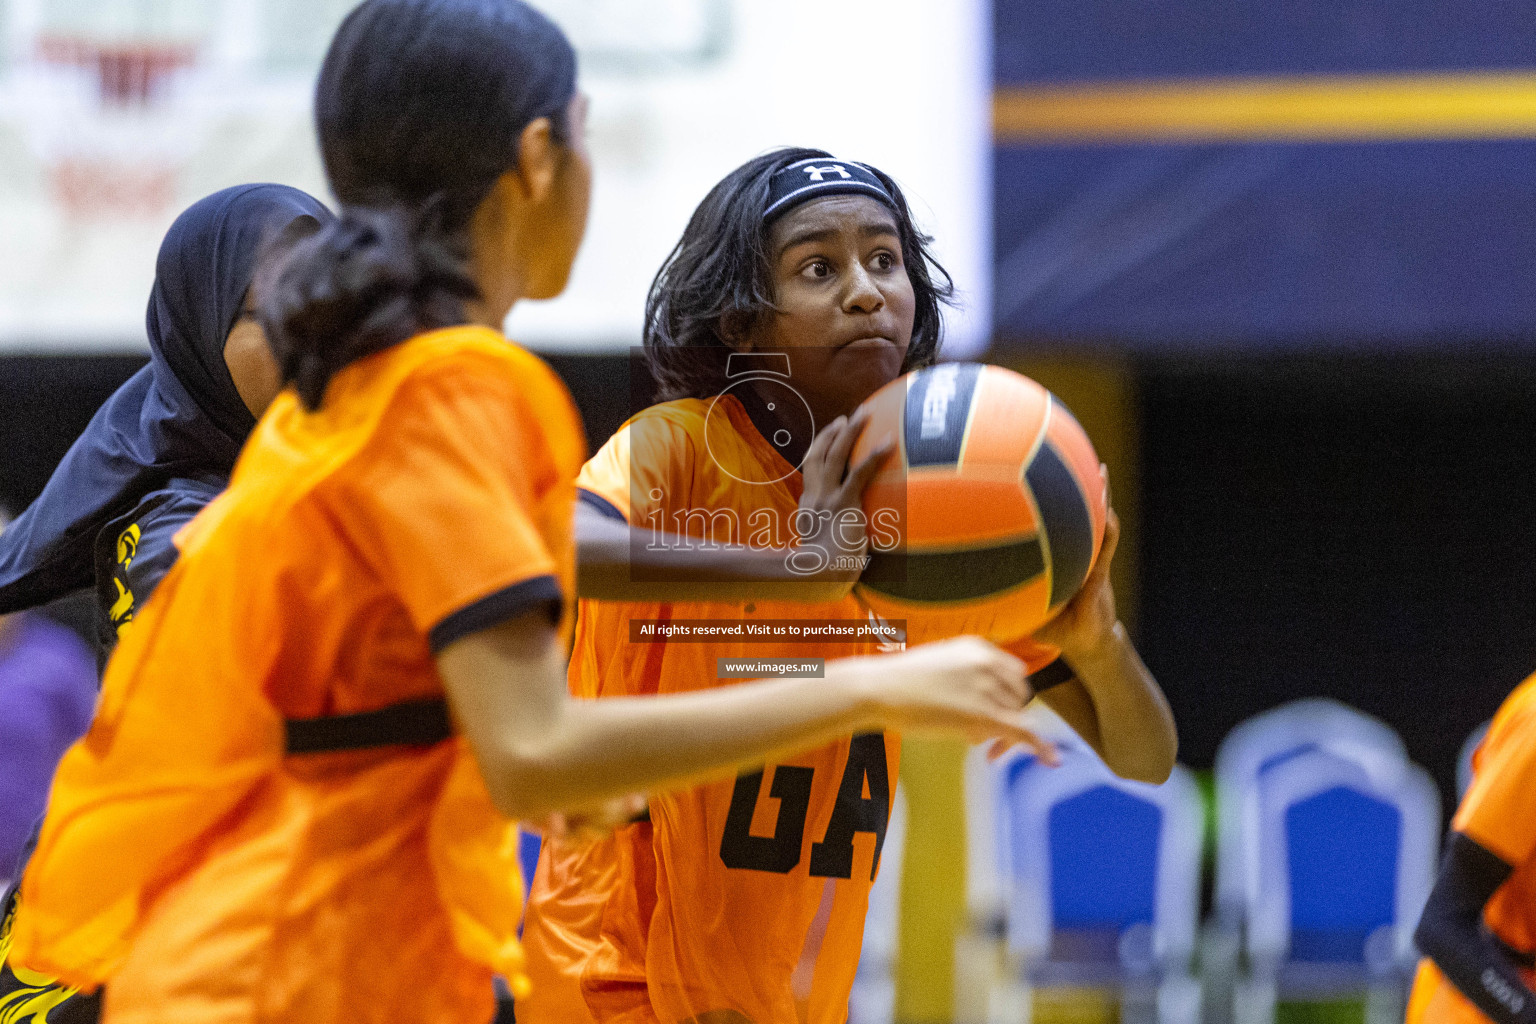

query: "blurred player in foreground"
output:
1409 673 1536 1024
520 149 1177 1024
5 4 1051 1022
0 184 330 1024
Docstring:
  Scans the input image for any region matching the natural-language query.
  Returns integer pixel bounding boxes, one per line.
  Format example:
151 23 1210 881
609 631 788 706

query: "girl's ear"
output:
719 310 754 351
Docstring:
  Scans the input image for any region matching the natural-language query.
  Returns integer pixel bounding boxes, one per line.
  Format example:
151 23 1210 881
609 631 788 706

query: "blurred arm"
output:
438 613 1045 821
1042 622 1176 784
575 500 855 602
1031 507 1177 784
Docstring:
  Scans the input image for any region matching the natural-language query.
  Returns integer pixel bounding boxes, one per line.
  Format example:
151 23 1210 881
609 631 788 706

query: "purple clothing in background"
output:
0 614 96 882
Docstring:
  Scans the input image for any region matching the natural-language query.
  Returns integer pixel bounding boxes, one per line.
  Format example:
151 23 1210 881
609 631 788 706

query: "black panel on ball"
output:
904 362 982 468
861 536 1045 602
1026 439 1094 608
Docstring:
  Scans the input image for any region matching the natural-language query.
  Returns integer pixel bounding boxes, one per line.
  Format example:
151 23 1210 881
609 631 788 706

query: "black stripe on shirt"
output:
428 575 563 654
578 487 628 523
285 698 453 754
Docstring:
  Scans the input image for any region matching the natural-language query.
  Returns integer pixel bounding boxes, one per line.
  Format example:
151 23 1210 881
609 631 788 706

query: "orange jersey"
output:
521 395 899 1024
520 394 1058 1024
11 326 585 1024
1408 673 1536 1024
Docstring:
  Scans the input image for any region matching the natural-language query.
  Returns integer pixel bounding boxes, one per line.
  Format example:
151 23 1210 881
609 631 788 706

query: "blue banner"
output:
993 0 1536 348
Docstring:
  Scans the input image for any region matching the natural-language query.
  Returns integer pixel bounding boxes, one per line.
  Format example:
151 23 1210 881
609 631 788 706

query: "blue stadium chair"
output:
1203 700 1411 1024
849 784 907 1024
1457 719 1491 799
1234 748 1439 1024
991 746 1204 1024
964 706 1090 932
955 707 1089 1023
1213 699 1408 929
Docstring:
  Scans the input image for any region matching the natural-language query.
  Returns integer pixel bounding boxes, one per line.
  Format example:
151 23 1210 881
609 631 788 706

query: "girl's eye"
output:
805 260 832 279
873 253 894 271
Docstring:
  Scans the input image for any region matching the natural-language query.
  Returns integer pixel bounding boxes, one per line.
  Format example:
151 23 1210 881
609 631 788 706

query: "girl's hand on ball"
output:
1033 498 1122 664
794 408 892 596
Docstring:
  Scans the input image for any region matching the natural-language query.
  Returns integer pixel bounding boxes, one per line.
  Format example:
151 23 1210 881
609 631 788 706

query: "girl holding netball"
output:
520 149 1177 1024
7 4 1050 1022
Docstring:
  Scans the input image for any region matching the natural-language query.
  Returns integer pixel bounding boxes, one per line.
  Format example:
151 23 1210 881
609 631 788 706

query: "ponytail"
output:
261 0 578 409
259 205 478 410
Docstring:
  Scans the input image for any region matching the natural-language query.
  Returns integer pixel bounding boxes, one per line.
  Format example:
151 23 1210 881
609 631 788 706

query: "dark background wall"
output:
1135 352 1536 816
0 353 642 516
987 0 1536 819
4 350 1533 815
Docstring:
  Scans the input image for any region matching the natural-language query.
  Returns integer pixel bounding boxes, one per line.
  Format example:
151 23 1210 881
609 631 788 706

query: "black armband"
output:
1414 831 1536 1024
1028 657 1076 693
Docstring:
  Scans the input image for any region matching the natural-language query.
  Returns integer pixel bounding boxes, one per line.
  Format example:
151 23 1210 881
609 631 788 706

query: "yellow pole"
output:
892 354 1138 1022
894 735 971 1021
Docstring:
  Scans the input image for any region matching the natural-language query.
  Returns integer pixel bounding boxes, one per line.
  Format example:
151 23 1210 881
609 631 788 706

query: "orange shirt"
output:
11 326 585 1024
1408 673 1536 1024
519 395 1057 1024
521 395 899 1024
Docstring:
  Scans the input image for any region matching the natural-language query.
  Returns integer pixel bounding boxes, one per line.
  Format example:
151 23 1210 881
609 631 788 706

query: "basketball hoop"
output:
24 35 201 221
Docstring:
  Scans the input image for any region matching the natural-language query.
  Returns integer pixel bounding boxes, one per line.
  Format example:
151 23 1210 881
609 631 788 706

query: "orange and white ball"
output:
851 363 1108 644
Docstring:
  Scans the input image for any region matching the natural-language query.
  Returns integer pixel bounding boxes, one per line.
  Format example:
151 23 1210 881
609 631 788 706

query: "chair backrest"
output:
1245 747 1439 973
964 703 1088 923
1001 748 1203 973
1458 719 1491 799
1214 699 1408 921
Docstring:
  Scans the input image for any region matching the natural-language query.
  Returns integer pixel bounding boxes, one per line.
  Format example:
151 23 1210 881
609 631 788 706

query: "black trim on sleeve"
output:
578 487 628 523
428 575 564 654
1029 657 1077 693
1414 831 1536 1024
285 698 453 754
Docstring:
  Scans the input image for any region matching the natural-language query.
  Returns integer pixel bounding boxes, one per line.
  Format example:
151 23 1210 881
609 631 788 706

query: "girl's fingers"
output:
800 416 847 489
1102 509 1120 559
1087 509 1124 589
824 408 868 480
804 415 846 467
843 434 894 497
981 720 1059 766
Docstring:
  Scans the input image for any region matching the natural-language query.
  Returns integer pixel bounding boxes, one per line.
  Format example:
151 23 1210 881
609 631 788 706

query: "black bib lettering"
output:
719 765 815 873
808 733 891 880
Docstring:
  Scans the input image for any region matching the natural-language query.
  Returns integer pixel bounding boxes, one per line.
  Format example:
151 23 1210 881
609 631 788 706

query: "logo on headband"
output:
804 164 851 182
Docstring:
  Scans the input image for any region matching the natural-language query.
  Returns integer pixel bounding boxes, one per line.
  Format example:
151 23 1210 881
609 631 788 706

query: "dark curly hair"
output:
643 147 955 401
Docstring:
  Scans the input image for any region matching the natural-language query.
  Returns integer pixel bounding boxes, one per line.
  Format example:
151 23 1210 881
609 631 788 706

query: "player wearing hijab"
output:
0 183 331 652
6 6 1050 1023
0 183 330 1024
1409 673 1536 1024
520 149 1177 1024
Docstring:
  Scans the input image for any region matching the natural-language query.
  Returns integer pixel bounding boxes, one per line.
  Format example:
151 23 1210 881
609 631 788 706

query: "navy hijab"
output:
0 184 333 613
